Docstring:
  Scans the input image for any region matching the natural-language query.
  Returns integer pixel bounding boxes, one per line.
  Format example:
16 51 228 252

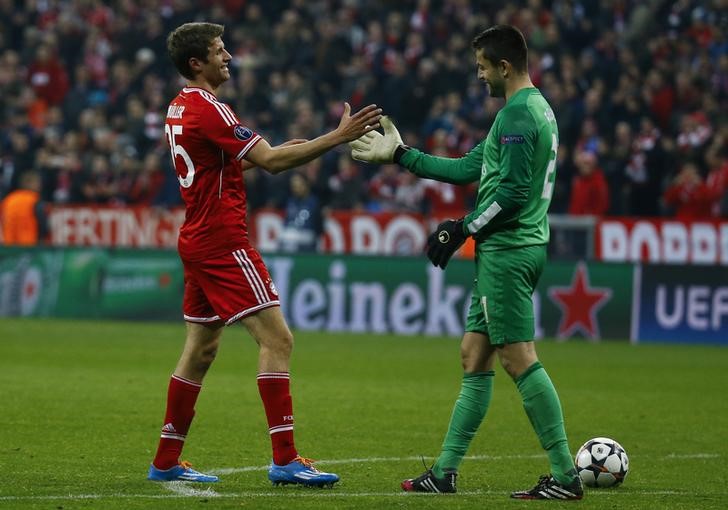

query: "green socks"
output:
516 362 576 485
432 371 494 478
430 362 575 485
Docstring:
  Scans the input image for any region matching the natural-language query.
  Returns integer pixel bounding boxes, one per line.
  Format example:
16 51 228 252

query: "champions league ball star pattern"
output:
575 437 629 488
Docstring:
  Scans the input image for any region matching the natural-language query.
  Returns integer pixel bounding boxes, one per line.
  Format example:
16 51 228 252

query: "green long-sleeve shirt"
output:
400 87 558 251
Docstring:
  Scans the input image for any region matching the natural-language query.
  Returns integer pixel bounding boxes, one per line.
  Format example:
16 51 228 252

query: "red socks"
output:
152 375 201 470
257 372 297 465
152 372 297 469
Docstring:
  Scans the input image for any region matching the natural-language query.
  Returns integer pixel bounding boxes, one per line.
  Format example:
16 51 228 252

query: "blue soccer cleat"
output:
147 461 219 482
268 456 339 488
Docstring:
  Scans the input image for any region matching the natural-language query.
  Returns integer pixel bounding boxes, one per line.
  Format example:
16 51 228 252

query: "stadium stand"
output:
0 0 726 231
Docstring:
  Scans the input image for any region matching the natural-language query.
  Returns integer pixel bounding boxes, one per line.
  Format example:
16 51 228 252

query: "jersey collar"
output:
182 86 218 98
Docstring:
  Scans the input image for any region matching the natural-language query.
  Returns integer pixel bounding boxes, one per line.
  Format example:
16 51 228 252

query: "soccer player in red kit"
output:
147 22 381 486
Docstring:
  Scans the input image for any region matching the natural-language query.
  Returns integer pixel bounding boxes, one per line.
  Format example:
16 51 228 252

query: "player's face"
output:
475 49 505 98
200 37 232 87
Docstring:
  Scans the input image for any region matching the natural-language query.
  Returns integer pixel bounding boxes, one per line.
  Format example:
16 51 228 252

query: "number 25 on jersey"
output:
165 124 196 188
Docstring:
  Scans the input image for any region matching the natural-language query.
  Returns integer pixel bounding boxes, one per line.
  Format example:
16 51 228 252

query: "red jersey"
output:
165 87 262 261
568 169 610 216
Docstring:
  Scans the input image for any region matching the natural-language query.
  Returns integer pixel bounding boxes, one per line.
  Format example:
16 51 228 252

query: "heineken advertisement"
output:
0 247 183 320
0 247 723 344
265 255 634 340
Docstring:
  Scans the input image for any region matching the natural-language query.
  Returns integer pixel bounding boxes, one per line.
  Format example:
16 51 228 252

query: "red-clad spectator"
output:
644 69 674 131
403 32 426 67
704 137 728 216
568 151 610 215
674 74 701 114
27 44 69 106
83 28 111 87
83 0 114 29
368 164 402 211
421 137 470 216
677 111 713 153
328 154 367 211
423 179 470 217
409 0 430 32
663 162 712 219
687 7 714 49
705 159 728 216
22 89 49 130
394 171 426 213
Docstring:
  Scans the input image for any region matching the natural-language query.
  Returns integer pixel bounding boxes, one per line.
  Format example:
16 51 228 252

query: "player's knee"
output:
280 331 294 354
497 343 538 379
460 347 476 372
496 349 516 378
200 345 218 365
194 337 220 371
191 347 217 374
269 330 293 356
460 342 492 372
499 357 520 379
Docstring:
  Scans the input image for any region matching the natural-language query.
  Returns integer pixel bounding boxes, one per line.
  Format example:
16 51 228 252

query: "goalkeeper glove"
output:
349 116 406 163
426 219 468 269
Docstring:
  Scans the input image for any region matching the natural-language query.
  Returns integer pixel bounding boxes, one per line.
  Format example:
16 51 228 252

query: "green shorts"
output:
464 244 546 344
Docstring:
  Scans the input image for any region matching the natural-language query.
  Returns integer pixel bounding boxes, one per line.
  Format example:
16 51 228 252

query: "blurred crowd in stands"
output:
1 0 728 229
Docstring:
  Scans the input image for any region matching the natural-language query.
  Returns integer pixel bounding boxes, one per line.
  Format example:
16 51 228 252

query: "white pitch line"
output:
210 452 721 475
165 481 220 498
664 453 720 459
0 453 720 502
210 454 545 475
0 489 705 501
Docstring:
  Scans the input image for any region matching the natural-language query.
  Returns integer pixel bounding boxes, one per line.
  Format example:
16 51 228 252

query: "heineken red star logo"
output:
548 263 612 339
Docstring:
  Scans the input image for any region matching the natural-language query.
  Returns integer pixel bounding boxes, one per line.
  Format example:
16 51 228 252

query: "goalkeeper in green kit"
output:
350 25 582 500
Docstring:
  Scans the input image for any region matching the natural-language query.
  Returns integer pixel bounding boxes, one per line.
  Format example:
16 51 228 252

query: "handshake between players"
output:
349 116 468 270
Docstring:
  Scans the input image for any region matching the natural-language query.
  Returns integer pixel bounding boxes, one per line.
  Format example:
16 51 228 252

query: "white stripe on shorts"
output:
233 249 270 302
225 301 280 325
183 314 221 323
232 249 265 303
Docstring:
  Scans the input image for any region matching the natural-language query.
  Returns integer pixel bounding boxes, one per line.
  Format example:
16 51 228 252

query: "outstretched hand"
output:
349 116 404 164
336 102 382 143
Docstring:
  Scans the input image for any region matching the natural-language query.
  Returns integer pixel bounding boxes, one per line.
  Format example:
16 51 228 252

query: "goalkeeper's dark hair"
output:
167 22 224 80
471 25 528 74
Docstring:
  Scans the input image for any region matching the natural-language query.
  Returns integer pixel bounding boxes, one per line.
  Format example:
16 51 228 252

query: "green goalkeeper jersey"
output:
400 87 558 251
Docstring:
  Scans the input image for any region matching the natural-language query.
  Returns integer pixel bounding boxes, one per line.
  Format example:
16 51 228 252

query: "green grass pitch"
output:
1 318 726 509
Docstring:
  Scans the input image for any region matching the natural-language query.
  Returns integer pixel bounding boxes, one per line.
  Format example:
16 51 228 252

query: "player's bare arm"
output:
241 139 308 171
244 103 382 173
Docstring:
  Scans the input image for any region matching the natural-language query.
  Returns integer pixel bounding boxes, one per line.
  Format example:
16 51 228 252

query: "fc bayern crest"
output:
234 125 253 141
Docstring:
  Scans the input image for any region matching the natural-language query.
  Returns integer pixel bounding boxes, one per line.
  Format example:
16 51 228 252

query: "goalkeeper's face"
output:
475 50 505 98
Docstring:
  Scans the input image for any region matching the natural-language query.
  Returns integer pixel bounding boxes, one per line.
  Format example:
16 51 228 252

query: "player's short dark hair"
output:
471 25 528 73
167 22 224 80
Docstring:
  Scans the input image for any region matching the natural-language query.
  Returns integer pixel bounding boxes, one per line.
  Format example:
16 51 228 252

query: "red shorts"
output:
182 246 280 325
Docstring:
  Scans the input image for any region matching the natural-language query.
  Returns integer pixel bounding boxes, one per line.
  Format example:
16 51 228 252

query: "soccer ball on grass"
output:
575 437 629 488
